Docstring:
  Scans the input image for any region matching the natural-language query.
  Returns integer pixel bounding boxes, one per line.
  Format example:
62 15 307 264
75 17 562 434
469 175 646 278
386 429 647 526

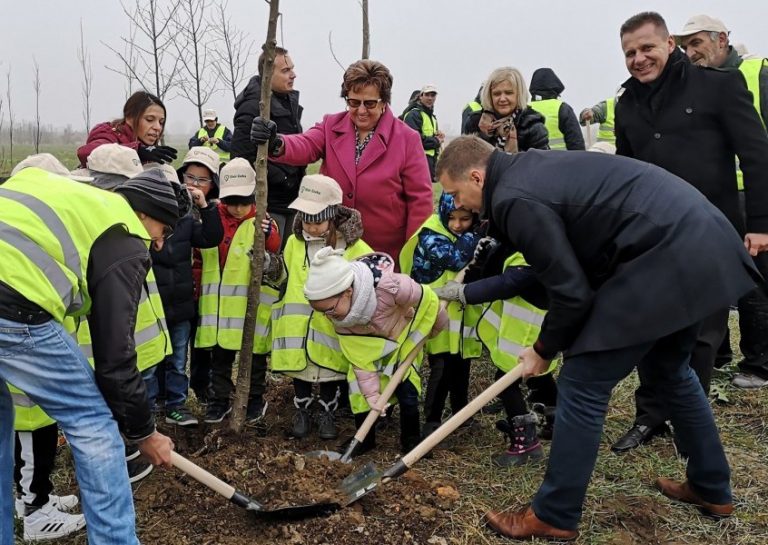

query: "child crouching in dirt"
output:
270 174 372 441
399 192 484 437
304 247 448 455
194 158 285 425
434 242 558 468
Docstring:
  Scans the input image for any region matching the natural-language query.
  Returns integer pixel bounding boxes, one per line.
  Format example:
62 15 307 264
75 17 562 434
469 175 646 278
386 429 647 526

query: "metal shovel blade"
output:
304 449 344 462
338 461 383 505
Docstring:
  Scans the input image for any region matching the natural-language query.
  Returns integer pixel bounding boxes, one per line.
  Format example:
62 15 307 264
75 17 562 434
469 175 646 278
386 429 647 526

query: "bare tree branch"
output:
211 0 256 101
32 58 42 154
327 31 346 71
78 19 94 133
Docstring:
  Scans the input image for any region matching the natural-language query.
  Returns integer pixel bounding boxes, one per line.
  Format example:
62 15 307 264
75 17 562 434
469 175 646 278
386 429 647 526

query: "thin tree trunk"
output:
361 0 370 59
229 0 279 433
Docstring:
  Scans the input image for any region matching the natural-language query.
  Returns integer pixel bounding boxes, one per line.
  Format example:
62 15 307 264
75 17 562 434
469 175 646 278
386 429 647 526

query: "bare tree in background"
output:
173 0 216 126
6 68 14 165
32 58 41 154
211 0 255 101
78 20 94 133
361 0 370 59
106 0 182 101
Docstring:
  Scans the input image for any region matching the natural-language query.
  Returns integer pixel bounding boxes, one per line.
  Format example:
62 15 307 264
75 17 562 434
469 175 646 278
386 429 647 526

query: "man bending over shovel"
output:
437 136 762 541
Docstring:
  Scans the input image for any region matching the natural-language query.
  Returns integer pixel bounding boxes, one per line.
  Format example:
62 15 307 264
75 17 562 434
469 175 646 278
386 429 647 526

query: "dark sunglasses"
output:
344 97 383 110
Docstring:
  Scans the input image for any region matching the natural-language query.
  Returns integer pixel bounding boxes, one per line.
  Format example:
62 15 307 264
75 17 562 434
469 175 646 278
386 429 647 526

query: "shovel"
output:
339 365 525 505
307 334 430 463
170 451 340 519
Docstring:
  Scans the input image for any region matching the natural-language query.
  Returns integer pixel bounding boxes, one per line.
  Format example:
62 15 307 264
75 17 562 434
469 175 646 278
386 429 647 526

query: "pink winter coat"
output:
77 121 140 167
274 107 433 265
336 254 448 407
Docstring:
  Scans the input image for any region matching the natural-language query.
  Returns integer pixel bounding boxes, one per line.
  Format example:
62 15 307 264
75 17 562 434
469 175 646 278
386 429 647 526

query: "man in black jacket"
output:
403 84 445 182
612 11 768 453
528 68 585 150
230 47 304 247
437 136 759 540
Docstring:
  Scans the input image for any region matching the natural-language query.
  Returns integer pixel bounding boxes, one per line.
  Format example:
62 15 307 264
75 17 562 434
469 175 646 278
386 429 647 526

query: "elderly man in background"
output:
189 109 232 162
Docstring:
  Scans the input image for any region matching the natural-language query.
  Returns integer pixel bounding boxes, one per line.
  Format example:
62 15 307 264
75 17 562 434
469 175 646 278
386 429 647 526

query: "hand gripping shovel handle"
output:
171 451 263 511
381 365 525 481
340 333 430 462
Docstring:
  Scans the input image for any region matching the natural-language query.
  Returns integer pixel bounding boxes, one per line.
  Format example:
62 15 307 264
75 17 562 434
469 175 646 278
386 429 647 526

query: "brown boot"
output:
655 478 734 518
485 507 578 541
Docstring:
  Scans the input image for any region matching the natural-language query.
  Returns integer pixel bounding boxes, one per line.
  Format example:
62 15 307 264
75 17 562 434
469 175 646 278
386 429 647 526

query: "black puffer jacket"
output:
231 75 305 213
150 203 224 325
529 68 585 151
464 107 549 151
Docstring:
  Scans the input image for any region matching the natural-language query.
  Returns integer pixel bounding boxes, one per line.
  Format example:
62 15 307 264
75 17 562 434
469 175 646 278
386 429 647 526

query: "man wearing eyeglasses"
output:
231 46 305 248
403 84 445 182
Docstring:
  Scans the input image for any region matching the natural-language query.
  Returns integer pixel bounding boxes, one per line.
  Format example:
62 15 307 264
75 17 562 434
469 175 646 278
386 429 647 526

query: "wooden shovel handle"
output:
401 365 524 467
171 451 236 500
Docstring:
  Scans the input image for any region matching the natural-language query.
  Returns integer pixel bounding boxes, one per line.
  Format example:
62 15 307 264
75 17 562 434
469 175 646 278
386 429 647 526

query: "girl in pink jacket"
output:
304 247 447 455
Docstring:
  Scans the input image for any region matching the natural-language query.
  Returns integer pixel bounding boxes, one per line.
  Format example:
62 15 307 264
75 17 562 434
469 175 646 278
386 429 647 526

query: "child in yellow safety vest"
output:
271 174 372 440
433 242 558 468
305 247 448 455
195 158 285 425
399 192 484 438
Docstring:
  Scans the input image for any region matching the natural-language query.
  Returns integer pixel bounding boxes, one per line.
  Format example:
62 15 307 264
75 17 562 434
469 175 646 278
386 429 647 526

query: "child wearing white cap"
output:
270 174 372 441
194 158 284 425
304 247 448 455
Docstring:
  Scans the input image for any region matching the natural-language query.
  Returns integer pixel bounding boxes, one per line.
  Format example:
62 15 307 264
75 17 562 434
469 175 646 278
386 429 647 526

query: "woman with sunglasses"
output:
249 59 433 266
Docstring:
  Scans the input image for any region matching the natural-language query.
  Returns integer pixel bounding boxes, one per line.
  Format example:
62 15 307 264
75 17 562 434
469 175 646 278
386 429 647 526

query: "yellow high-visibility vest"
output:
197 124 230 161
736 58 767 190
529 99 566 149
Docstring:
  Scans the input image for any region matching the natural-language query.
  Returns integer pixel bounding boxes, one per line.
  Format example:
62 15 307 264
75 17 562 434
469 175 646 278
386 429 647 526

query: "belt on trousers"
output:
0 305 52 325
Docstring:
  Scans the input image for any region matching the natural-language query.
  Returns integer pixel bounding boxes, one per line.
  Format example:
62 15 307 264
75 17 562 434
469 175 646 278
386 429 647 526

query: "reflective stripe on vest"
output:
476 253 552 373
399 214 483 358
529 99 566 149
405 108 438 157
134 273 171 371
343 285 439 414
598 97 615 144
736 58 767 190
0 170 149 322
197 124 230 161
270 234 373 373
196 219 276 354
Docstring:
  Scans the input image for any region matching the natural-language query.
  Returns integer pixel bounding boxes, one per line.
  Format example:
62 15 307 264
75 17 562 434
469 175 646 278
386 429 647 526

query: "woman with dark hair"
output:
463 67 549 153
77 90 178 166
249 59 433 263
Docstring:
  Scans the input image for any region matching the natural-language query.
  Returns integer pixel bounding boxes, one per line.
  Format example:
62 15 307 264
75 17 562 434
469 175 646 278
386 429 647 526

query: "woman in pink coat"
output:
249 60 433 263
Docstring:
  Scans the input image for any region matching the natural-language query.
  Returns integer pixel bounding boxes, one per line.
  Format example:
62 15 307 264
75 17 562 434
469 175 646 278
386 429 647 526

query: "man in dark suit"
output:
437 136 759 540
612 11 768 453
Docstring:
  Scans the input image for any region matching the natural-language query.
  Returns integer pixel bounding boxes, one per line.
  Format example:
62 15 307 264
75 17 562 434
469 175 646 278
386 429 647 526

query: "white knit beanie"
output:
304 246 354 301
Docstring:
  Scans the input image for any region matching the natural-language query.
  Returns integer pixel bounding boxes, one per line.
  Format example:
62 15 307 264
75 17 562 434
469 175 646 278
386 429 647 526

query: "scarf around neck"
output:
331 261 378 328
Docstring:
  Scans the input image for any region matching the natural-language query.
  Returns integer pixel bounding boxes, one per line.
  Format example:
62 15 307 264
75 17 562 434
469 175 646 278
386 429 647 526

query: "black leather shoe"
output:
611 424 668 454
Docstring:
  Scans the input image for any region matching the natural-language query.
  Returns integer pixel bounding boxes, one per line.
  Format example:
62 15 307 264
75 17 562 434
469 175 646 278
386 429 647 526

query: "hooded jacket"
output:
231 75 305 213
528 68 585 151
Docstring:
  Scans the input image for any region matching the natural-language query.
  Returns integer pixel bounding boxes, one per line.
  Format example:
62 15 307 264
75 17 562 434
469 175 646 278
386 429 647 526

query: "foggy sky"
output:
3 0 767 138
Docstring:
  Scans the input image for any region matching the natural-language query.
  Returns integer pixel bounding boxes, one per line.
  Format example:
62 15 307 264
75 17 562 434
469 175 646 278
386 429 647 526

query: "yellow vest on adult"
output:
197 124 230 161
735 58 767 190
476 253 554 373
270 234 373 373
1 169 153 429
195 219 279 354
530 99 566 150
342 286 440 414
598 97 616 145
406 108 439 157
399 214 483 358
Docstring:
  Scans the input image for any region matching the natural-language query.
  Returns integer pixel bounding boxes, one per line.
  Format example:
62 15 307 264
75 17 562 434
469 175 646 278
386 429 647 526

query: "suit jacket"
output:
616 49 768 234
275 107 433 262
484 150 759 358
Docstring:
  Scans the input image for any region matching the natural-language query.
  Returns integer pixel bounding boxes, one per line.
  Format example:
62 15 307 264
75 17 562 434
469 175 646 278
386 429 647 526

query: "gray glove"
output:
432 281 466 305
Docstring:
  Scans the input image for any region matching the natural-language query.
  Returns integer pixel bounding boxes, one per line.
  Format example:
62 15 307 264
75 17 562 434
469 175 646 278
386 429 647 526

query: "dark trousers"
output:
357 380 421 447
14 423 58 508
188 313 213 398
532 323 731 530
209 347 267 407
497 369 558 421
293 379 339 403
634 309 728 427
423 353 471 423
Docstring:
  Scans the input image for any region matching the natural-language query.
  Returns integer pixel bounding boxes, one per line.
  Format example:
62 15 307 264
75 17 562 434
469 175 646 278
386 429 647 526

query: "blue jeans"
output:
532 323 731 530
0 317 138 545
143 320 191 409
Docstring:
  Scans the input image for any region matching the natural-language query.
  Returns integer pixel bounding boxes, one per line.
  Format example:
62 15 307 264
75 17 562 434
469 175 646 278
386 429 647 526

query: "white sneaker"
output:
23 502 86 541
732 372 768 389
15 494 79 518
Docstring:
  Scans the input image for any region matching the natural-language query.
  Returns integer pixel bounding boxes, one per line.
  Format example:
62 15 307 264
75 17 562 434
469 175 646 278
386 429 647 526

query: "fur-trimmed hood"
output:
291 205 364 245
